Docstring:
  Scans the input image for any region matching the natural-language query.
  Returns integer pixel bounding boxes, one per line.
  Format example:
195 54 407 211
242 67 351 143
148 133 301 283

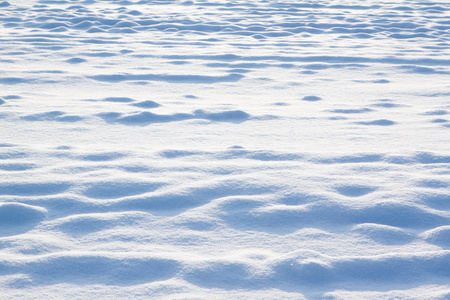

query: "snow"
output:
1 0 449 298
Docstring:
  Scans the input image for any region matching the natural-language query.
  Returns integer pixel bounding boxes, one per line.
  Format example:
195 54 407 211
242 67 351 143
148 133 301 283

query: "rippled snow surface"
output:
1 0 449 299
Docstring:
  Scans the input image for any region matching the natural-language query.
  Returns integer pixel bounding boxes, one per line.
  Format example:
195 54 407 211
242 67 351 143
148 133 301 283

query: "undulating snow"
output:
0 0 449 298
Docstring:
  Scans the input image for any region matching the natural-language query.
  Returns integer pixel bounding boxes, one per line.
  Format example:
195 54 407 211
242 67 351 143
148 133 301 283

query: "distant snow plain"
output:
0 0 449 299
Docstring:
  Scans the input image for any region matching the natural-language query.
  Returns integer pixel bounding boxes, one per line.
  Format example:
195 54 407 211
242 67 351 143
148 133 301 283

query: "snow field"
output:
0 0 449 298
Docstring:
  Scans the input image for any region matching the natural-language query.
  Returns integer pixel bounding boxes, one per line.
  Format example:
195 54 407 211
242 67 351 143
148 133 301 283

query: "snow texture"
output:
0 0 449 299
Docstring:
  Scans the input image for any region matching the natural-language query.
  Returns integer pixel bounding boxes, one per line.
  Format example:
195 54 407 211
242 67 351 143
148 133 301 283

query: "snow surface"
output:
1 0 450 298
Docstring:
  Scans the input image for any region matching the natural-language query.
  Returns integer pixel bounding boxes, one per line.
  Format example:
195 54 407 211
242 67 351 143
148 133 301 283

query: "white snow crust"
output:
0 0 449 298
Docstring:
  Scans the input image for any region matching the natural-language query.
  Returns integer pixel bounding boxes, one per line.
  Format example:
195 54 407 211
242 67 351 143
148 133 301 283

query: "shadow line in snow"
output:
89 73 244 84
163 54 450 67
98 109 250 126
21 111 84 122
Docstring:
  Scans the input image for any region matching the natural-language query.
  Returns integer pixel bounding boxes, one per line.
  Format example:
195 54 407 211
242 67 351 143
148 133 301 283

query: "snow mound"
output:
421 226 450 248
0 203 47 236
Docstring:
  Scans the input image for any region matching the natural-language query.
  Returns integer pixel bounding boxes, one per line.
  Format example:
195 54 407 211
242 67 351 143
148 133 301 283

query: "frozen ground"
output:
0 0 449 298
